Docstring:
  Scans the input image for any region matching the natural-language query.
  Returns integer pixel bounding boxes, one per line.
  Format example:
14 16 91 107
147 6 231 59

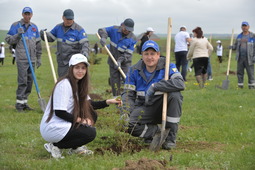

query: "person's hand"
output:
228 45 233 49
114 61 121 70
18 27 24 35
82 118 92 126
145 84 155 104
106 97 122 107
36 59 41 68
100 38 106 46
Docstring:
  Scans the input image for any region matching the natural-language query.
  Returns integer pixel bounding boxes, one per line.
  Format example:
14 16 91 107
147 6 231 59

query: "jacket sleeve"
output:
90 100 109 110
153 73 185 93
5 24 21 45
98 27 109 39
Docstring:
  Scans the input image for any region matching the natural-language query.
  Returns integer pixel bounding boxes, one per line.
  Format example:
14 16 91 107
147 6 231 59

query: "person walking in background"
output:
40 54 122 159
230 21 255 89
187 27 213 88
9 45 16 65
174 26 191 81
139 27 155 54
98 18 137 97
216 40 223 66
121 40 185 150
0 42 5 65
5 7 42 112
41 9 90 78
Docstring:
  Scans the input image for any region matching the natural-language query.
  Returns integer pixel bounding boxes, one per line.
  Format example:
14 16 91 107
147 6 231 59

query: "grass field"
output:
0 35 255 170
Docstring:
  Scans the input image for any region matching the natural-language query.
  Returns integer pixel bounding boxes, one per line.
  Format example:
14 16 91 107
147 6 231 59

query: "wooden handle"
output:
162 18 172 130
43 31 57 83
226 29 234 76
96 33 126 79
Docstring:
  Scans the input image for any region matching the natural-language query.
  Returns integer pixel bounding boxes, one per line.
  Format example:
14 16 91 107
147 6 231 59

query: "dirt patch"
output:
113 158 175 170
224 70 236 75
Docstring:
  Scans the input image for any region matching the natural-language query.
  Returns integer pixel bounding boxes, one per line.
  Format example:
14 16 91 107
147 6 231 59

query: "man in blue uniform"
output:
41 9 89 77
122 40 185 150
5 7 42 112
98 18 137 97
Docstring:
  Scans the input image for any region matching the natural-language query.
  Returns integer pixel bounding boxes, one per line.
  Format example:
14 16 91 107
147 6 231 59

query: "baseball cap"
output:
180 25 186 29
63 9 74 20
1 42 5 45
123 18 134 32
142 40 159 52
241 21 249 26
146 27 154 32
69 54 90 67
22 7 33 14
216 40 221 43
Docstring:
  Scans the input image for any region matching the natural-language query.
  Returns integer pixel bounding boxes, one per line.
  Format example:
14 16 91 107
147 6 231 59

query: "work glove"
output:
145 84 155 104
100 38 107 47
114 61 121 70
36 59 41 68
18 27 24 35
40 29 47 40
228 45 233 49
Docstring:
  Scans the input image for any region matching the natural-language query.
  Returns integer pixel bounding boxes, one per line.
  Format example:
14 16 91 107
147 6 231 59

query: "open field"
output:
0 34 255 169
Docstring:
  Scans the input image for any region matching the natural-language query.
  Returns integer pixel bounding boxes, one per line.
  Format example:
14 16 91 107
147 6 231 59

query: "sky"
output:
0 0 254 35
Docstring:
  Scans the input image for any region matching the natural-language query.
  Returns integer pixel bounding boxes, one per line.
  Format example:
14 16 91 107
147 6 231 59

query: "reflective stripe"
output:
124 84 136 90
48 32 56 40
110 41 117 47
36 37 41 41
139 124 148 138
66 40 79 45
166 116 180 123
155 91 164 95
117 47 125 52
126 49 134 54
137 91 145 96
238 83 244 86
79 38 88 44
57 38 62 42
248 83 255 86
16 99 27 104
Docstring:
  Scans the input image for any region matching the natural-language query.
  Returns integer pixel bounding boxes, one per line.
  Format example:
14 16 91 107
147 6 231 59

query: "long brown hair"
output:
46 64 95 127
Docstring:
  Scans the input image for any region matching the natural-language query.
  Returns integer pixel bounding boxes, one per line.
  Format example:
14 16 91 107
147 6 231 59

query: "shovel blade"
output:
221 79 229 90
38 98 47 112
149 128 170 151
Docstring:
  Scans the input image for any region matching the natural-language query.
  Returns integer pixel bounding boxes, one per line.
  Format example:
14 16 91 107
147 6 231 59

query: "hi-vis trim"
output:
124 84 136 90
167 116 180 123
137 91 145 96
139 124 148 137
16 99 28 104
48 32 57 40
65 40 79 45
110 41 117 47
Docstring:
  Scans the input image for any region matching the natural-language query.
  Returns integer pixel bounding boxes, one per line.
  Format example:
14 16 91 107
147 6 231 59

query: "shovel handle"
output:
96 33 126 79
226 29 234 76
162 18 172 130
43 31 57 83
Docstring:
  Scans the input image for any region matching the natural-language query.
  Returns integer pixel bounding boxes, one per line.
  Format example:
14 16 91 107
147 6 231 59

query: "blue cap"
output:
63 9 74 20
242 21 249 26
142 40 159 52
22 7 33 14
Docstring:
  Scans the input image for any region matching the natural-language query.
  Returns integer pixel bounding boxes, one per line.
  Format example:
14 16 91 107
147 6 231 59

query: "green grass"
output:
0 35 255 170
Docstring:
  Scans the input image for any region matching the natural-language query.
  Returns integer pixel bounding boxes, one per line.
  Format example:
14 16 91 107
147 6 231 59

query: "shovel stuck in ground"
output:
149 17 172 151
218 29 234 90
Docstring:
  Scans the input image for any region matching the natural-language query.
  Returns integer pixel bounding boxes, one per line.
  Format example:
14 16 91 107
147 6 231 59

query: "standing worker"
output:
5 7 42 112
216 40 223 65
230 21 255 89
121 40 185 150
98 18 137 97
0 42 5 65
139 27 154 54
174 26 191 81
41 9 90 78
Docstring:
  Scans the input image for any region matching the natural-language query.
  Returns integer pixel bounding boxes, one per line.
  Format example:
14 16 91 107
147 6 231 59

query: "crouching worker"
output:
121 40 185 150
40 54 122 159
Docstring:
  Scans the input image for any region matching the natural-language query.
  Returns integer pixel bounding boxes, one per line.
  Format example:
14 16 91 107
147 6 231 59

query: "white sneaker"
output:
44 143 64 159
68 145 93 155
188 68 192 72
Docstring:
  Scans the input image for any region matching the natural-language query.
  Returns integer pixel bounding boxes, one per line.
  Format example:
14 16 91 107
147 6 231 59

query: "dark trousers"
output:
175 51 188 81
54 124 96 149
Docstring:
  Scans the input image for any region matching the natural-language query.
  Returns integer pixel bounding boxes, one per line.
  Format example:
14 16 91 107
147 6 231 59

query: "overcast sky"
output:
0 0 254 35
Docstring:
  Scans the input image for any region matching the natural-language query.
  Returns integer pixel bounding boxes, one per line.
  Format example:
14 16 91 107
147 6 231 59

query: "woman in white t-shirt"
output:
40 54 122 159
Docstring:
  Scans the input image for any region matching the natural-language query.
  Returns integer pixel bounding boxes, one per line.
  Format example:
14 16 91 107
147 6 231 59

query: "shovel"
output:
19 23 47 112
221 29 234 90
96 33 126 79
43 31 57 83
149 17 172 151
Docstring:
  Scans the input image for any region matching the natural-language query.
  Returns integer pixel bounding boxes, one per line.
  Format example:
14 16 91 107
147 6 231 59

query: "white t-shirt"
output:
40 79 74 143
174 31 190 52
0 46 5 58
216 45 223 56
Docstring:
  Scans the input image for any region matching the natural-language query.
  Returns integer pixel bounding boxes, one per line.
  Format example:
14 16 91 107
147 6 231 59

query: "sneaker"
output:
208 76 213 81
68 146 93 155
162 141 176 150
188 68 192 72
23 104 33 111
44 143 64 159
